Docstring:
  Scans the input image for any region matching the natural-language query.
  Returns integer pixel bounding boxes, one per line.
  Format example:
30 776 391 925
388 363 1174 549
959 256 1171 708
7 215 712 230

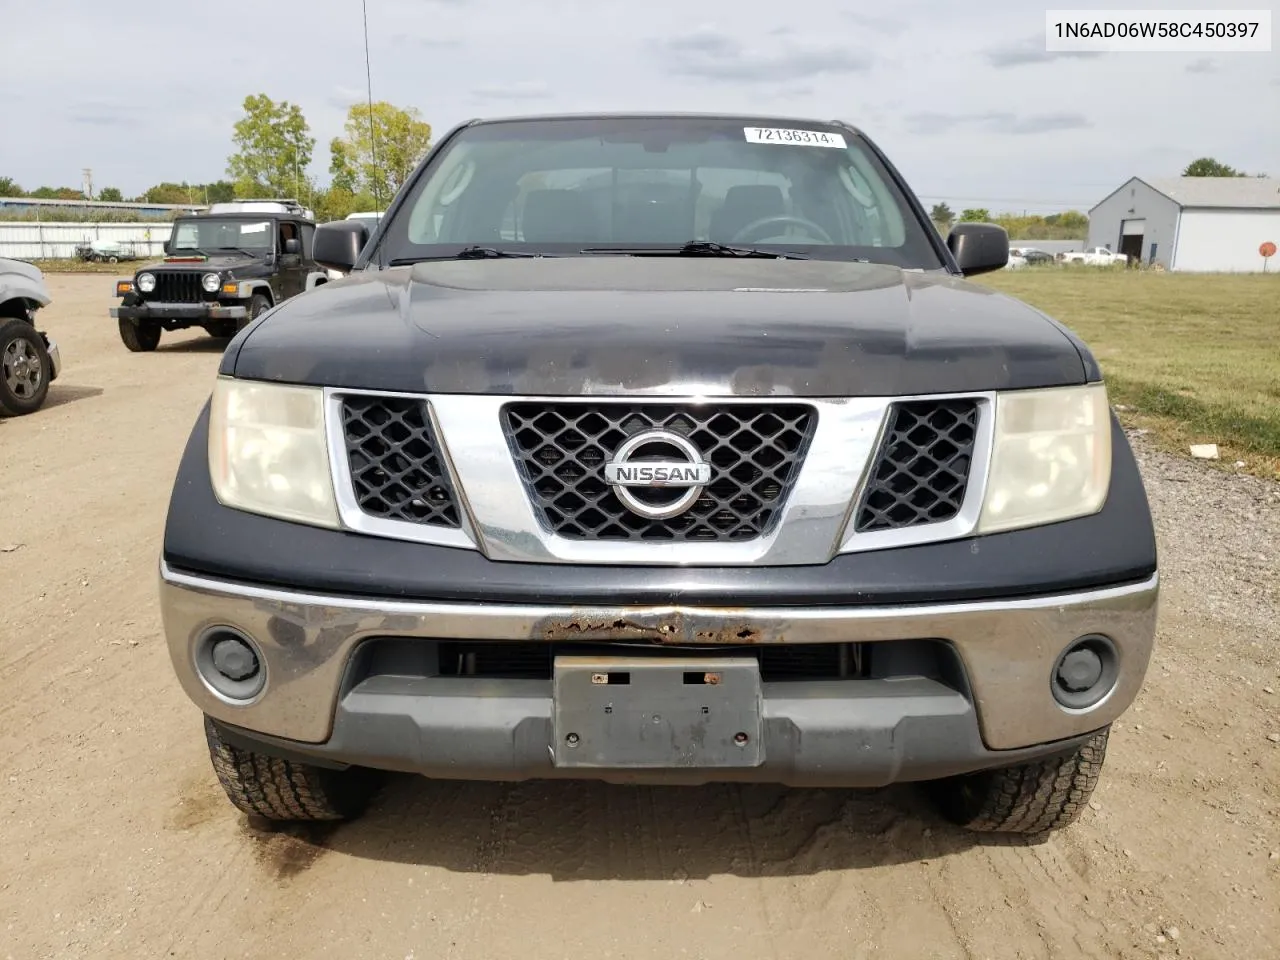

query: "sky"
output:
2 0 1278 214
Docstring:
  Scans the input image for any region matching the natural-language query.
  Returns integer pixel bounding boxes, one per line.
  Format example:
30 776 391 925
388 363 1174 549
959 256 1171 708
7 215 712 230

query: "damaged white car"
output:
0 257 62 416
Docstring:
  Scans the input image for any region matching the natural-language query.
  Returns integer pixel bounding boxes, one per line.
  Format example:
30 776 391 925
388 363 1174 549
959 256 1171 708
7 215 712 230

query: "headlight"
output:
202 272 221 293
137 273 156 293
208 377 339 528
977 383 1111 534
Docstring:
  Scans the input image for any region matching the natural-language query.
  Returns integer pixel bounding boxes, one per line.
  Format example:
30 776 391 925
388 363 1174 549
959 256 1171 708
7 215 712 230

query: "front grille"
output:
853 399 979 533
340 395 461 528
150 271 204 303
503 402 816 542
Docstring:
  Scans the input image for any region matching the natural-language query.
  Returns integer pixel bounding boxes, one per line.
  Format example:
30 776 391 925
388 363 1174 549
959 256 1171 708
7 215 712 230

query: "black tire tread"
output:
118 318 160 352
0 318 51 417
203 716 374 822
935 727 1109 835
237 293 271 333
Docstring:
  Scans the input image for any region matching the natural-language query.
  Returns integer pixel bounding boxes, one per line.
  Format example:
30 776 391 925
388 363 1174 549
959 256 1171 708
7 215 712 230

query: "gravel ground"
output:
1130 432 1280 641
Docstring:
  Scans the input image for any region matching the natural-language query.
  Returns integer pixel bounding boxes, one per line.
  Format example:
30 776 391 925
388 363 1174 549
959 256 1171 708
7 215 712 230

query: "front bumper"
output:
45 338 61 380
161 560 1159 784
111 302 247 322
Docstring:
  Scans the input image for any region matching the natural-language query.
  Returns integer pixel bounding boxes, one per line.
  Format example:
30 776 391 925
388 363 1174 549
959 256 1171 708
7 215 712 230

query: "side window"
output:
278 220 298 251
300 223 315 259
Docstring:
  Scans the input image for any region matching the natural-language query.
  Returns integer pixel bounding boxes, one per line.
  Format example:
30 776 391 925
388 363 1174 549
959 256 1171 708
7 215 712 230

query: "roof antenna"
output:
362 0 381 210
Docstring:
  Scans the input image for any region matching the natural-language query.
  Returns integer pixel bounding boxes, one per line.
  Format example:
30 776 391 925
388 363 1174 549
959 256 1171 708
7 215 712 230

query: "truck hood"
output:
140 254 266 274
229 257 1091 397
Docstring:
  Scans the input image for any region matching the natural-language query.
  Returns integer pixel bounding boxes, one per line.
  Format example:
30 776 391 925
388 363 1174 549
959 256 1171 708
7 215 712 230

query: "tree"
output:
930 203 954 228
28 186 84 200
1182 157 1246 177
0 176 21 197
959 208 990 222
1055 210 1089 232
328 138 359 193
333 101 432 205
226 94 316 199
98 187 124 202
314 184 380 222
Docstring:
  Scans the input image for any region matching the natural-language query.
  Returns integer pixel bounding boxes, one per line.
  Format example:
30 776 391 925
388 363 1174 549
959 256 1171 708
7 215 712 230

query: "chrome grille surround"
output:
322 389 996 566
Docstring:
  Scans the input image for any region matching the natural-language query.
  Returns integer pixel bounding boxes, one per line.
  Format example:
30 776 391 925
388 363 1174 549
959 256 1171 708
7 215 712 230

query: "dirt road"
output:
2 275 1277 960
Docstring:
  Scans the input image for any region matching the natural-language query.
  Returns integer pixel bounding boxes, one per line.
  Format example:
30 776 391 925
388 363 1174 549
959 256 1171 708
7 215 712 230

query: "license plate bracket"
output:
552 656 763 769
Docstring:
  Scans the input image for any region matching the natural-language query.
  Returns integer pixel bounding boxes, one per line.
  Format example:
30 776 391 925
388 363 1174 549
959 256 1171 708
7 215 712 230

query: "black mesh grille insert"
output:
436 642 860 682
854 399 979 533
150 271 204 303
503 402 816 542
341 395 461 528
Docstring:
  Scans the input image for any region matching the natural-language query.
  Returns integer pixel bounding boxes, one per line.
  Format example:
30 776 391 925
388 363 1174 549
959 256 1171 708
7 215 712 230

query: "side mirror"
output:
162 240 172 256
283 237 301 256
313 221 369 273
947 222 1010 277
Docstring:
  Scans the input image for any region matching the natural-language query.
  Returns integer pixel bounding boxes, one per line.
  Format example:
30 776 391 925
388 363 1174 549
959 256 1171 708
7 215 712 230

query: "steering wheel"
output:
731 214 834 245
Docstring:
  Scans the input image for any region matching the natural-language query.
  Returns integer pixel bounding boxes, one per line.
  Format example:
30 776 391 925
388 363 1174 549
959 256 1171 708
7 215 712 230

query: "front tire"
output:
237 293 271 334
0 318 52 417
119 318 161 352
204 716 379 822
929 727 1110 835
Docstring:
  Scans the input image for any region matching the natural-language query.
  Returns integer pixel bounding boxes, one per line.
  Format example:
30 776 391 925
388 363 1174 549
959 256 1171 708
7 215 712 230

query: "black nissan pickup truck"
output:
158 113 1159 836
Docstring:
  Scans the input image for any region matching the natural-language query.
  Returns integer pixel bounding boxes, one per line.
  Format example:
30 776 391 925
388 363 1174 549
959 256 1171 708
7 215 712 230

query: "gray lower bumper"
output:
111 303 247 322
212 674 1096 788
160 561 1160 769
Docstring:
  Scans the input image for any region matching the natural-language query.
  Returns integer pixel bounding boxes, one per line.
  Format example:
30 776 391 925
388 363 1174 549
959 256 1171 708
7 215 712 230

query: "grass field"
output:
28 258 129 274
980 269 1280 479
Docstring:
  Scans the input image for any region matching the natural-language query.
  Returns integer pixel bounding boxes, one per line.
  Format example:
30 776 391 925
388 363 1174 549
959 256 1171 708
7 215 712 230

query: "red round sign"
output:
1261 241 1277 258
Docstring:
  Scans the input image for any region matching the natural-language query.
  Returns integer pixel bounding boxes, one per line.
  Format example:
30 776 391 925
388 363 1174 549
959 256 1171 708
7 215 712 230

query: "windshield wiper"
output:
580 240 810 260
390 246 548 265
215 247 257 258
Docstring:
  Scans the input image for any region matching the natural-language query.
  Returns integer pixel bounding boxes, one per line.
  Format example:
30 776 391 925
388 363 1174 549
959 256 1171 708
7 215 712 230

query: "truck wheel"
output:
0 318 52 417
237 294 271 333
929 727 1109 835
203 716 378 822
119 319 161 352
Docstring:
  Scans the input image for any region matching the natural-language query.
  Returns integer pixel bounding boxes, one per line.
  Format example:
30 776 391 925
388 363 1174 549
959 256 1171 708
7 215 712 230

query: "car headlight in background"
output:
977 382 1112 534
208 377 339 528
202 272 221 293
137 273 156 293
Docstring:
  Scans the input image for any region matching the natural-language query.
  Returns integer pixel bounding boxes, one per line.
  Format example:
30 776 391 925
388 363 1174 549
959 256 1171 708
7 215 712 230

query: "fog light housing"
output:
195 627 266 701
1051 634 1119 710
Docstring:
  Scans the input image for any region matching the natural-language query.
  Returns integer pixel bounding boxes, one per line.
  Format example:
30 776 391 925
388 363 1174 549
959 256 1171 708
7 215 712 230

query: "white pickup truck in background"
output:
1059 246 1128 266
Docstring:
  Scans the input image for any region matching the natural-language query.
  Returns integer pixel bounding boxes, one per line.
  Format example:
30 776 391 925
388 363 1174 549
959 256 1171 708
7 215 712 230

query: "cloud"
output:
985 35 1101 67
326 85 368 111
389 33 462 50
68 113 142 128
906 111 1091 136
470 81 550 102
1185 58 1217 74
840 12 907 35
65 102 143 128
655 26 873 82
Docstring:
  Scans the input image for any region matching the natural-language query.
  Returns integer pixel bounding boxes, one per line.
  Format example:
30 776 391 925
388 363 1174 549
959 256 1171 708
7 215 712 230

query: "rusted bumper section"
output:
159 560 1159 773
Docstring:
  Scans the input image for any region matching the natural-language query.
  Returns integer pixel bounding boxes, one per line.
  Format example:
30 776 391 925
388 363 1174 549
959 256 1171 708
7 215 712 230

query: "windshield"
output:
170 218 274 254
379 116 944 268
